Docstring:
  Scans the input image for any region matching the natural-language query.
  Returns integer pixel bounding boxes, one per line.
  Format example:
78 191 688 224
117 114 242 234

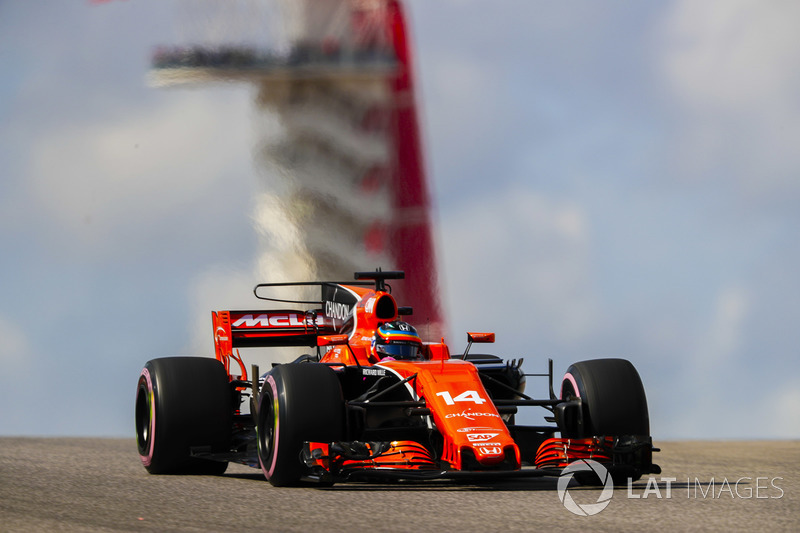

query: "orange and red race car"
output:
135 270 660 486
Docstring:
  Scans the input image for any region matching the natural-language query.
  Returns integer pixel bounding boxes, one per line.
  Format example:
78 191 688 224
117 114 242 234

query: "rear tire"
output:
257 363 344 486
135 357 231 475
560 358 649 438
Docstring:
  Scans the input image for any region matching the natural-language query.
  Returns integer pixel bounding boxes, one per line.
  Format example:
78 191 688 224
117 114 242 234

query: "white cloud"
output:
661 0 800 110
27 91 251 248
658 0 800 198
761 383 800 438
0 317 33 434
693 285 749 369
661 375 800 440
423 54 507 189
440 187 599 350
0 316 32 374
184 265 258 356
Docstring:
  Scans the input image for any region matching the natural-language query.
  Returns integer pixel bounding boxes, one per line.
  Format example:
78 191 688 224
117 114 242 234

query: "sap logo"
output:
325 301 352 321
232 314 304 328
467 433 500 442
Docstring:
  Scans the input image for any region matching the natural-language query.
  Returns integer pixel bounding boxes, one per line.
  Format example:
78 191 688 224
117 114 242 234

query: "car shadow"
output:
320 477 562 492
223 471 694 494
223 471 563 492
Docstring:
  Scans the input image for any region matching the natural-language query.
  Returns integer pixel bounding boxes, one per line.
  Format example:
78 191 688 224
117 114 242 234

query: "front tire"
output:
135 357 231 475
560 358 649 438
257 363 344 486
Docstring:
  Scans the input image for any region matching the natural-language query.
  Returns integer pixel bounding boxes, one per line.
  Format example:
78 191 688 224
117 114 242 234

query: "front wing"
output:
299 435 660 483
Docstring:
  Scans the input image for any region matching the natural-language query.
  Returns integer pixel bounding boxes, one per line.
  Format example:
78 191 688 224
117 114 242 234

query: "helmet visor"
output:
377 342 420 360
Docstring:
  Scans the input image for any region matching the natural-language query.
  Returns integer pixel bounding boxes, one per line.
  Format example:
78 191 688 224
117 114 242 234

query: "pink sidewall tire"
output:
135 357 231 475
257 363 344 486
560 358 649 438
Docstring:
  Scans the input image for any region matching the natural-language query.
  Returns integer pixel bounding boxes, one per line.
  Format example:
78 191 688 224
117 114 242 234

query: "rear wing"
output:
213 310 335 353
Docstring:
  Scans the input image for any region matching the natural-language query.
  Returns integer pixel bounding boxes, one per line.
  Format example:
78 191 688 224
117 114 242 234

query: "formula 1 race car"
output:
135 270 660 486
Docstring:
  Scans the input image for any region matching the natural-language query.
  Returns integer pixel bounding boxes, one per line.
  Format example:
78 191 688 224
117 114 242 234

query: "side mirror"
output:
467 332 495 343
462 332 496 359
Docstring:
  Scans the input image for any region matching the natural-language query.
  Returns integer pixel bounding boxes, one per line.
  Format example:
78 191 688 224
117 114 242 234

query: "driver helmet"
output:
371 321 422 361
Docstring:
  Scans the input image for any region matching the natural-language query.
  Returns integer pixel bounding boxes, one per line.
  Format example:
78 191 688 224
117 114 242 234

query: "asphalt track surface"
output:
1 438 797 532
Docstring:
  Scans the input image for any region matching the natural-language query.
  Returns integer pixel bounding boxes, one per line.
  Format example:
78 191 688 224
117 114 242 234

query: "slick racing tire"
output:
560 358 649 438
136 357 232 475
257 363 344 487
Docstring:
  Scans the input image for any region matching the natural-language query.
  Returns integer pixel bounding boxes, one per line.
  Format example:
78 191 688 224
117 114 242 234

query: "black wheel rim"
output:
258 391 276 471
135 379 152 455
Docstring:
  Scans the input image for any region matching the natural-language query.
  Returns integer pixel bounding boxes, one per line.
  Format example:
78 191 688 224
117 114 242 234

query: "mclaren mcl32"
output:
135 270 659 486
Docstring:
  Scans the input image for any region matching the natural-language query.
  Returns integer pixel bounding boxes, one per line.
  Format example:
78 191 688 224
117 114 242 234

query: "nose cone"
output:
460 443 521 470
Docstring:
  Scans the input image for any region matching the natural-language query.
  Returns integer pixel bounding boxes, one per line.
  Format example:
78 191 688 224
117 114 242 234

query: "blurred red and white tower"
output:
150 0 442 336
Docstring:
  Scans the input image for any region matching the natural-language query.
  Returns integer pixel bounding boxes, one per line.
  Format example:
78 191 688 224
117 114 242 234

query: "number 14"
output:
435 390 486 405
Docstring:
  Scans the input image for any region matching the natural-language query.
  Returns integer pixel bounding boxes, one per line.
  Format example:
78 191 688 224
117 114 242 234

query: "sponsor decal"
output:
232 313 304 328
445 410 500 420
457 427 494 433
214 326 229 342
467 433 500 442
361 368 386 376
476 447 502 455
472 442 502 447
325 301 353 321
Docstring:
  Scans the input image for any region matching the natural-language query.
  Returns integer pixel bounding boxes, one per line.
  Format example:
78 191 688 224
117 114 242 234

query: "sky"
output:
1 0 798 440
